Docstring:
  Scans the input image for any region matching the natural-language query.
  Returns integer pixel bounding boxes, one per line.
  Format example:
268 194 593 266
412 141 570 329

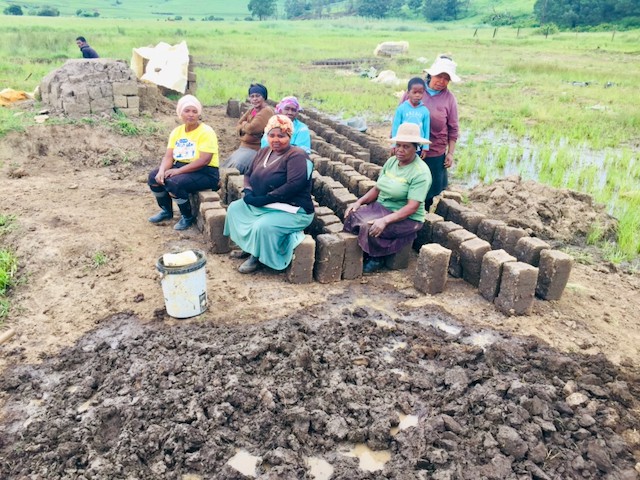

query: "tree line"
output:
247 0 640 28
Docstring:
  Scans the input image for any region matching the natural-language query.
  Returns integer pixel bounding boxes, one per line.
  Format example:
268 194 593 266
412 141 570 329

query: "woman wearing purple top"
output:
402 54 460 210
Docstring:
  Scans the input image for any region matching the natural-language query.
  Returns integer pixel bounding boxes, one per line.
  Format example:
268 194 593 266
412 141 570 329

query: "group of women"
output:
147 54 460 275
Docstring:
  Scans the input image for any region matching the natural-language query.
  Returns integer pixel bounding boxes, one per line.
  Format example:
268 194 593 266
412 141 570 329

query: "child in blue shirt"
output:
391 77 430 159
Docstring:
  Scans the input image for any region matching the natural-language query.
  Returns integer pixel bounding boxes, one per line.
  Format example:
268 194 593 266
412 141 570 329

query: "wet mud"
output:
1 297 638 479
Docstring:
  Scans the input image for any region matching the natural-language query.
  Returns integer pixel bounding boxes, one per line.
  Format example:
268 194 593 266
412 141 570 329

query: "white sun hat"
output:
390 123 431 144
425 54 461 83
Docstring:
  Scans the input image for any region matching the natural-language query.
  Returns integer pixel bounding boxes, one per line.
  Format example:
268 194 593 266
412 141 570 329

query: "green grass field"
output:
0 16 638 260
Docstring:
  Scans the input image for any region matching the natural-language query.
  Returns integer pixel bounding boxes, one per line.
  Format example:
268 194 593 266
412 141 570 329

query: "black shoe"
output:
238 255 261 274
363 257 385 274
229 250 250 259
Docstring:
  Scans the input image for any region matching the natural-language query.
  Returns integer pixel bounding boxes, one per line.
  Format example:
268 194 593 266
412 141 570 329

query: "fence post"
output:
493 28 497 38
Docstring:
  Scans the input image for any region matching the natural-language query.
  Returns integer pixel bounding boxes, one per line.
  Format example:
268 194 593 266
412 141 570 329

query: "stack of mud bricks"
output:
186 55 197 95
39 59 159 117
191 190 230 254
414 195 574 314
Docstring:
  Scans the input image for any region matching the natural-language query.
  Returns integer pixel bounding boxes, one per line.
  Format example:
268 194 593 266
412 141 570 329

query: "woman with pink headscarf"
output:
224 114 314 274
147 94 219 230
260 96 311 154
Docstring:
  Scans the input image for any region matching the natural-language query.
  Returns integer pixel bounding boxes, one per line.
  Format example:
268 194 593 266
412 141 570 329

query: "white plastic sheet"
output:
131 41 189 93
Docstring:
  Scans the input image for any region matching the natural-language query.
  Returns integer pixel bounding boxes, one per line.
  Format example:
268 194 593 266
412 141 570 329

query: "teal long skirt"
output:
223 200 314 271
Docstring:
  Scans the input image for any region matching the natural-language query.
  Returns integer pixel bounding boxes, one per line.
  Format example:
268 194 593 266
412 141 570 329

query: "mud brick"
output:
329 146 344 162
198 190 221 204
314 234 346 283
203 208 230 253
314 206 334 217
479 249 517 302
413 213 444 251
323 223 344 234
311 175 327 198
492 225 529 256
226 99 241 118
435 198 459 220
357 179 378 197
319 180 344 206
219 168 240 205
447 229 477 278
442 190 464 203
414 243 451 294
336 166 359 187
118 107 139 117
361 163 383 180
536 250 573 301
114 95 128 108
337 232 362 280
196 201 222 231
326 160 344 177
369 144 390 166
385 243 413 270
347 174 369 195
317 214 342 229
332 189 358 219
495 262 539 316
476 219 507 244
446 201 470 226
432 221 463 247
337 153 352 164
126 96 140 109
286 235 316 284
460 237 492 287
459 211 487 234
226 175 245 204
353 150 370 163
514 237 551 267
311 157 330 176
112 81 138 96
345 157 364 171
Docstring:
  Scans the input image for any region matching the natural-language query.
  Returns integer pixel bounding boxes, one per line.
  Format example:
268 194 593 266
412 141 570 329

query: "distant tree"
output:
356 0 390 18
285 0 309 18
37 6 60 17
3 4 23 15
248 0 276 20
423 0 465 20
533 0 637 28
407 0 424 10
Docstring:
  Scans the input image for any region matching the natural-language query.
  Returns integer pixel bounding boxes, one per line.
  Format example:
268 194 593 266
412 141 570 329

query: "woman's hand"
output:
368 217 389 238
444 152 454 168
420 150 428 160
155 170 166 185
164 168 180 179
344 202 361 218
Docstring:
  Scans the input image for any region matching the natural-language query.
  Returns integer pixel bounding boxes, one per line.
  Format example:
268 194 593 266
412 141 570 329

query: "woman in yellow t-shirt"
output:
147 95 219 231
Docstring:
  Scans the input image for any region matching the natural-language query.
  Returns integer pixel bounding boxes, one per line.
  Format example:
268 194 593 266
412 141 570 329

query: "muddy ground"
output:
0 103 639 478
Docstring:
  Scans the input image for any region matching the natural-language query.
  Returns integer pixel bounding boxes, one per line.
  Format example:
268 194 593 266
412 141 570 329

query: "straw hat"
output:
390 123 431 144
425 54 461 83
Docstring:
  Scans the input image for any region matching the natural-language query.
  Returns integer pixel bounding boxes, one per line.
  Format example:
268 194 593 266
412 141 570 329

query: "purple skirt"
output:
343 202 422 258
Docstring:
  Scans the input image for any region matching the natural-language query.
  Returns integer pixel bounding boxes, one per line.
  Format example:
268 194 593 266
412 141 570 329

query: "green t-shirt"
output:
376 156 431 222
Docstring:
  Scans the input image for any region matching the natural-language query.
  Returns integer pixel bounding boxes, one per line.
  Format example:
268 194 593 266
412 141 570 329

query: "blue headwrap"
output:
248 83 268 100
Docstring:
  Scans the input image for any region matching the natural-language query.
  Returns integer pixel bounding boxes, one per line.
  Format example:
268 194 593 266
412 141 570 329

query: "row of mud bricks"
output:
190 101 573 316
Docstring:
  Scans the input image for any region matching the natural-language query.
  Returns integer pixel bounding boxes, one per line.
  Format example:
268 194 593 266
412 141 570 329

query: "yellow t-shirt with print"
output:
168 123 219 167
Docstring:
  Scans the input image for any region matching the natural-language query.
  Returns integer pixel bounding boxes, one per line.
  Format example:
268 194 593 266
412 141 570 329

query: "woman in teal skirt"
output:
224 114 314 274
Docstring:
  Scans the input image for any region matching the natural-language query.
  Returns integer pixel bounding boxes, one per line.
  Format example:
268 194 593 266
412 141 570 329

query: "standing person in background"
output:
75 36 99 58
222 83 274 174
147 95 220 231
260 96 311 154
401 54 460 210
391 77 430 160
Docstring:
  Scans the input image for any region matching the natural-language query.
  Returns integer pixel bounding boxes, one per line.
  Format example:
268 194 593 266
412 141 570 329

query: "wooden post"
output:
517 27 520 38
473 28 478 37
611 30 616 41
493 28 497 38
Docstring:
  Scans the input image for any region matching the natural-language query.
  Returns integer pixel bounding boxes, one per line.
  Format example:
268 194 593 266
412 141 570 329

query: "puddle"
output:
462 331 501 349
226 449 260 477
306 456 334 480
340 443 391 472
390 413 419 436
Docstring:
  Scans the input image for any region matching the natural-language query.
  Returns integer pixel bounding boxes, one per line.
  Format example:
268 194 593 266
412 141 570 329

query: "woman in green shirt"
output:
343 123 432 273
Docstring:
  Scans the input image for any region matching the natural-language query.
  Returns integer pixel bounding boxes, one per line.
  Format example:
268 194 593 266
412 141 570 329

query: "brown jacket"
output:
237 106 275 150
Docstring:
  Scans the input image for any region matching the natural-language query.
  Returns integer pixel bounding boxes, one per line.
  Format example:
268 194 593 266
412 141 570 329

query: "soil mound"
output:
1 305 638 479
467 177 618 243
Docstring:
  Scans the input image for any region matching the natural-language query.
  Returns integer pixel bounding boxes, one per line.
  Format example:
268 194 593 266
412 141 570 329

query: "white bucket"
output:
156 250 207 319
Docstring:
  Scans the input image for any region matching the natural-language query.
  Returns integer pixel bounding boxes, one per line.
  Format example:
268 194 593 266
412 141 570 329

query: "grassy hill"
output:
0 0 536 21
